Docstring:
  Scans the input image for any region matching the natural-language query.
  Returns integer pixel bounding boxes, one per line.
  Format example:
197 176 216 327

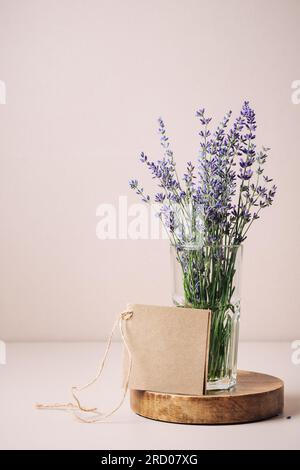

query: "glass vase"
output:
171 244 242 391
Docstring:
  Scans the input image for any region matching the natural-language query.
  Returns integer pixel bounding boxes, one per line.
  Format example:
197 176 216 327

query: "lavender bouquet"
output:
130 102 276 390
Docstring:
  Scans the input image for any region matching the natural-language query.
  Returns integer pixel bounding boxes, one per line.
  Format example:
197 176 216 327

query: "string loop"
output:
35 310 133 423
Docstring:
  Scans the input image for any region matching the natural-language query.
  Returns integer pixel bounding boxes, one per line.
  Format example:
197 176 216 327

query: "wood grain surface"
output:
130 370 284 424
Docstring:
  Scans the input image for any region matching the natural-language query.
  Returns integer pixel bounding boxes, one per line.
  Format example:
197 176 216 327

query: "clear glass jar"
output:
171 244 242 391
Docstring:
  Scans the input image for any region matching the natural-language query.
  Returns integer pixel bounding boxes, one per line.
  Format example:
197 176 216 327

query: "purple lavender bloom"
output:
239 157 255 168
129 179 138 189
129 101 276 247
238 168 253 180
263 175 273 183
196 108 205 117
129 179 150 203
155 193 165 203
140 152 147 163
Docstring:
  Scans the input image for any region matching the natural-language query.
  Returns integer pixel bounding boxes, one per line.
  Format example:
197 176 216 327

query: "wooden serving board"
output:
130 370 284 424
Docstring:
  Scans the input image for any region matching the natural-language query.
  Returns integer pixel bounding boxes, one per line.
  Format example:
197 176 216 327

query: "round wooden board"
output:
130 370 284 424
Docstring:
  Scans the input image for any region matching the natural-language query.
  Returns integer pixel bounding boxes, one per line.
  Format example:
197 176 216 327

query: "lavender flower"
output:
129 102 276 247
128 179 150 203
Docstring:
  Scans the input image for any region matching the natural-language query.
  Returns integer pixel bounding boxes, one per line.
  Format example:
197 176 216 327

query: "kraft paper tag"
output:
123 304 211 395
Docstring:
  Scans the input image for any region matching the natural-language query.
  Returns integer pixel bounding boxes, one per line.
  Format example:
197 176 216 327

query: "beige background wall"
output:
0 0 299 341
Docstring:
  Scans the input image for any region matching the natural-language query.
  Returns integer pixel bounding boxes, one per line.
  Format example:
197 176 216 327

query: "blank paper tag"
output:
123 304 211 396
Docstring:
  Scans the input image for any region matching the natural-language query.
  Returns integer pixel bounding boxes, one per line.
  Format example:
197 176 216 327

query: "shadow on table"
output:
283 393 300 418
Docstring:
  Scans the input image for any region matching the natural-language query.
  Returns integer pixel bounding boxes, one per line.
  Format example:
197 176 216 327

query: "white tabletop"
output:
0 342 299 450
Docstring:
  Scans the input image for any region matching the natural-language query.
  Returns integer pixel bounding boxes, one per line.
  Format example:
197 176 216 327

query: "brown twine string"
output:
35 310 133 423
